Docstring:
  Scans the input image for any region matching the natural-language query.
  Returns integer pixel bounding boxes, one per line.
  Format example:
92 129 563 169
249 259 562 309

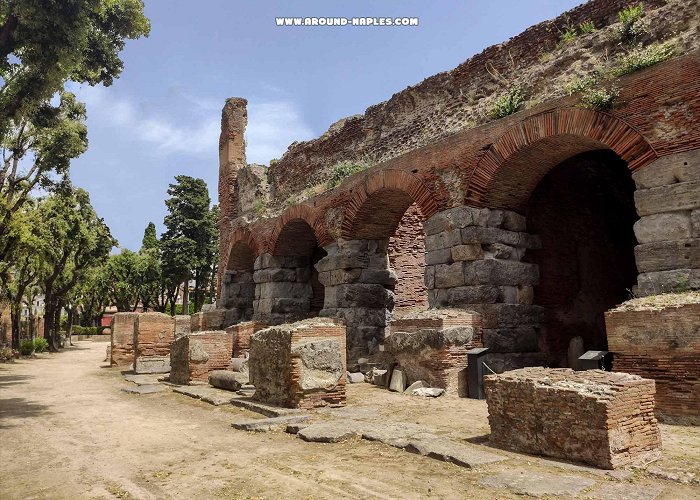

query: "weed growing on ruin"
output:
565 72 601 95
579 20 596 34
488 87 525 119
327 156 375 189
580 85 619 110
615 3 647 44
253 199 266 215
559 25 577 45
613 42 675 76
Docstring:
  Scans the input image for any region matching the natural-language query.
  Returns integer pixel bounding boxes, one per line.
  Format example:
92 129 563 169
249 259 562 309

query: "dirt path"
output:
1 342 698 499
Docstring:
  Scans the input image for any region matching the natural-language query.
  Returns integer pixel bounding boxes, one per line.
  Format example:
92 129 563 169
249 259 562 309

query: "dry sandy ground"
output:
1 341 698 500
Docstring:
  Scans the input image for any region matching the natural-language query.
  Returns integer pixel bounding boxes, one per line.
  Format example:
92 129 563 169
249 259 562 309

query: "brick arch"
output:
225 227 260 271
467 107 658 211
269 204 331 254
341 169 439 240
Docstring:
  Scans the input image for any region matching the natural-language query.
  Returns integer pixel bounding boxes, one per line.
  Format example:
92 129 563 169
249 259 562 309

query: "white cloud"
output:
72 84 315 164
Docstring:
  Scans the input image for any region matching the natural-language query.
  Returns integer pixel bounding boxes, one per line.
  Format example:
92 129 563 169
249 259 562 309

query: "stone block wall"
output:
110 312 138 367
253 254 314 325
220 269 255 322
384 309 481 396
485 368 662 469
188 331 234 381
191 309 230 332
423 206 545 369
632 150 700 296
316 239 395 366
133 312 175 374
226 320 267 358
249 318 346 409
169 335 190 385
606 301 700 424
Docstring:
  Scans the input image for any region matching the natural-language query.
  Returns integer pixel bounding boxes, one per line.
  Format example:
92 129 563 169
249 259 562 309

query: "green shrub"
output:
326 157 375 189
560 25 577 44
579 20 596 34
33 338 49 353
565 72 600 95
615 3 647 44
580 85 620 110
489 87 525 119
613 43 675 76
0 347 15 362
253 199 266 215
19 339 34 355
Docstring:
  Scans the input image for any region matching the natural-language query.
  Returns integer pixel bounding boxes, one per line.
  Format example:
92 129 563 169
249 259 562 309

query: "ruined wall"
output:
188 331 234 381
606 300 700 424
226 320 268 358
388 203 427 314
632 150 700 295
485 368 662 469
110 312 138 367
133 313 175 374
253 254 315 325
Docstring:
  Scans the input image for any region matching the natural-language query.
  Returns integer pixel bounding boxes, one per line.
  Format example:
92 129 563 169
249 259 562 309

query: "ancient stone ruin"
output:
210 0 699 424
109 312 138 367
484 368 662 469
133 312 175 374
248 318 346 409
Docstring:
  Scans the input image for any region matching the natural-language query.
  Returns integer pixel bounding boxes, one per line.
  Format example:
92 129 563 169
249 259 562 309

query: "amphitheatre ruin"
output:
3 0 699 497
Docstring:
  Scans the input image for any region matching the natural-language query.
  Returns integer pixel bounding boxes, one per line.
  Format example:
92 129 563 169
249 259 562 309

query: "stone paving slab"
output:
479 470 596 497
172 385 238 406
172 385 213 400
297 421 364 443
404 437 507 468
230 397 302 418
120 384 169 395
123 374 162 386
585 483 665 500
232 415 310 432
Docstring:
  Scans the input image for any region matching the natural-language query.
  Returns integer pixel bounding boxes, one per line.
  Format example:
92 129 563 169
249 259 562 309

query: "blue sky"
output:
69 0 582 251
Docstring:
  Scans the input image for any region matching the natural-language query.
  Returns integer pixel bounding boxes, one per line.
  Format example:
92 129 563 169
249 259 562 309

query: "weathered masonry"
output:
215 0 699 406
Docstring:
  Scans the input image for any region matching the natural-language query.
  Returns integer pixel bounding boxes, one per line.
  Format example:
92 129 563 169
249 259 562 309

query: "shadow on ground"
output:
0 397 52 429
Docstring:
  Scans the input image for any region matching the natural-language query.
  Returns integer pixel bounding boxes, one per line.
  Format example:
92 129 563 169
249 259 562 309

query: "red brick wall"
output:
188 331 234 381
134 313 174 359
226 321 267 357
606 304 700 423
388 203 428 314
110 313 138 367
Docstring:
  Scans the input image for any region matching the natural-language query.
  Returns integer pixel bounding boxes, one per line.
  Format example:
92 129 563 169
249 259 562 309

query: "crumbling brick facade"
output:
110 312 138 368
606 302 700 424
249 318 346 409
226 320 267 358
133 313 175 374
188 331 234 382
384 309 482 396
485 368 662 469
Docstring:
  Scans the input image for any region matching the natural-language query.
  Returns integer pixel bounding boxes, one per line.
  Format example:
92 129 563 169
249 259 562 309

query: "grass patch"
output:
326 156 375 189
613 43 675 76
579 20 596 34
488 87 525 119
615 3 647 44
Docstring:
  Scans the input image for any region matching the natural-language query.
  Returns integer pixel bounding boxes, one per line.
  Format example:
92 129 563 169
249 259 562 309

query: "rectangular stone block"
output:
636 268 700 296
169 335 190 384
485 368 662 469
634 181 700 216
249 318 346 409
482 327 539 353
463 259 539 286
632 150 700 189
174 315 191 339
434 262 465 288
634 239 700 273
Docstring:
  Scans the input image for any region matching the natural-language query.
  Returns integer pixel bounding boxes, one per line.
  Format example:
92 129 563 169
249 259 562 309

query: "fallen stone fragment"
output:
389 368 406 392
479 471 596 497
208 370 243 392
232 414 310 432
173 385 212 400
230 397 302 418
404 380 425 395
412 387 445 397
346 372 365 383
201 393 236 406
295 422 362 443
121 384 168 395
285 423 308 434
404 437 506 468
371 368 388 386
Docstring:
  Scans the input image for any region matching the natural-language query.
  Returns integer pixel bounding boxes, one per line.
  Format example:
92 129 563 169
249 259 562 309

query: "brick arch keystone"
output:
269 204 331 252
341 169 439 240
467 107 658 209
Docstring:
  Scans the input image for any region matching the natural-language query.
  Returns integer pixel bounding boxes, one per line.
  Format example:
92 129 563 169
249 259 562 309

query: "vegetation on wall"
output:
327 157 375 189
613 42 676 76
488 86 525 119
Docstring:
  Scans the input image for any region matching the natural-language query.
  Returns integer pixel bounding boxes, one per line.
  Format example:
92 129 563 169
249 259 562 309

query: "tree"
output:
103 249 141 311
138 222 161 312
161 176 217 314
36 186 114 351
0 0 150 132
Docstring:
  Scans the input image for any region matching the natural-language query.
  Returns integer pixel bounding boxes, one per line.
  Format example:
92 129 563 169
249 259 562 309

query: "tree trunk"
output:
66 305 74 346
44 301 56 352
28 307 35 341
10 303 21 350
182 281 189 316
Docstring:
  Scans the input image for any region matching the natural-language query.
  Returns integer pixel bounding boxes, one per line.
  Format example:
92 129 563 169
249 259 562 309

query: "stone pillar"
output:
316 239 396 366
220 269 255 323
253 253 313 325
632 150 700 296
217 97 247 295
423 206 544 371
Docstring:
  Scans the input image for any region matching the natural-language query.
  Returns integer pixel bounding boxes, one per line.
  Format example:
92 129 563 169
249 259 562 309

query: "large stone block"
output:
329 283 394 309
249 318 346 409
110 312 138 368
169 335 190 385
434 262 465 288
463 260 539 286
634 239 700 273
190 309 227 332
637 268 700 296
174 315 191 339
423 206 489 236
634 181 700 216
485 368 662 469
482 327 539 353
633 213 692 243
632 150 700 189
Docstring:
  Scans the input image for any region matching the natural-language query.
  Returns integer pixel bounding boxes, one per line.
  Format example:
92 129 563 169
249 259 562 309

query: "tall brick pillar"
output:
217 98 248 296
